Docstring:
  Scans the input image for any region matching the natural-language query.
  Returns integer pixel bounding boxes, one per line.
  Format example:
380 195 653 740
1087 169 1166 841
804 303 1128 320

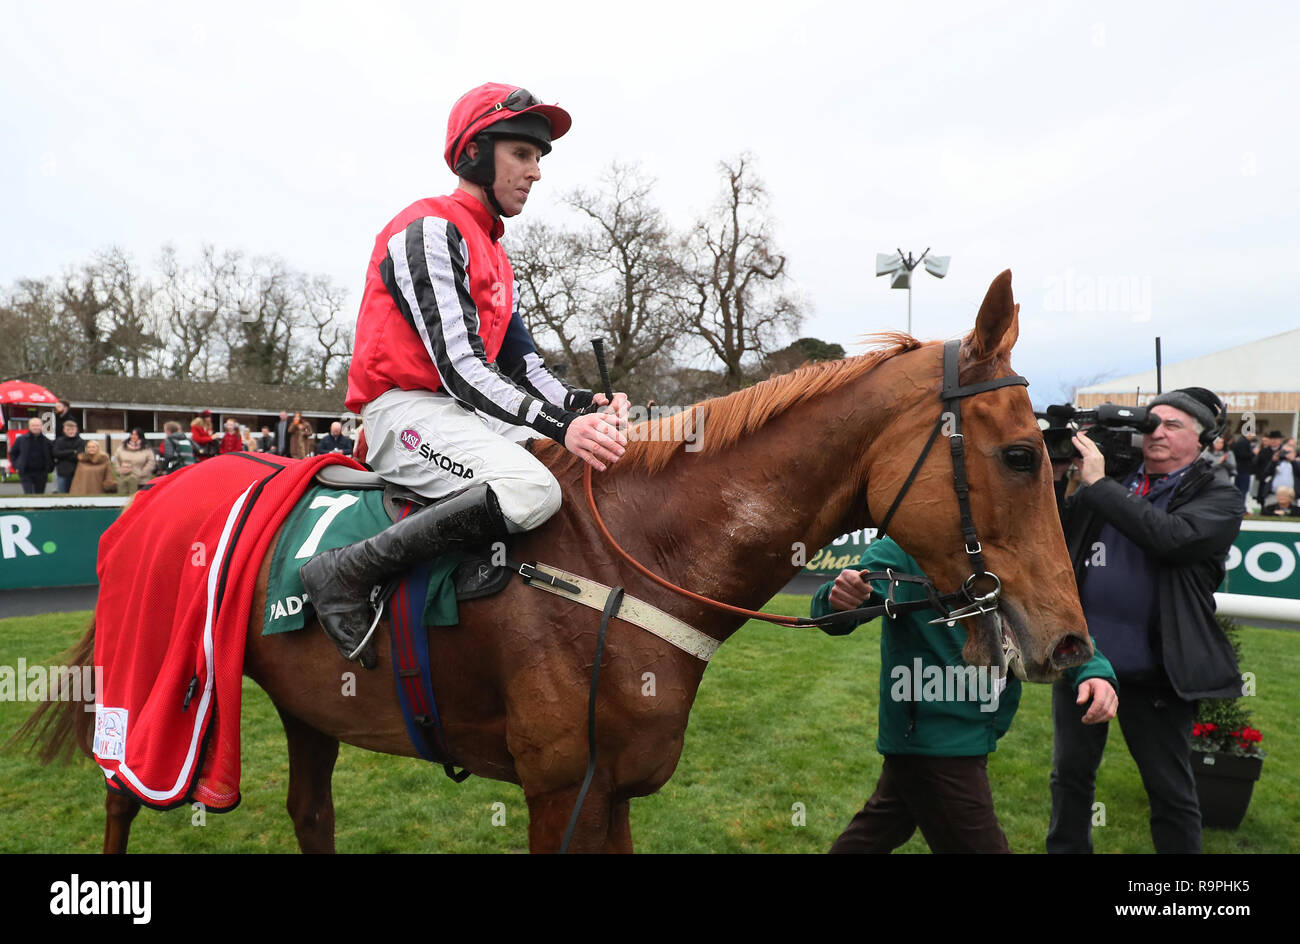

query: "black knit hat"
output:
1147 387 1223 443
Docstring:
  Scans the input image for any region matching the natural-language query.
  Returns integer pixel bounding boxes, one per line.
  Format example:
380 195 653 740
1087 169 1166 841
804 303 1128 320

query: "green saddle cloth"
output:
263 484 462 635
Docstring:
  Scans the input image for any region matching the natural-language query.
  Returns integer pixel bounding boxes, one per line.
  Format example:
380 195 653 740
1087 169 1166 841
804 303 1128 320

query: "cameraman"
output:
1048 387 1244 854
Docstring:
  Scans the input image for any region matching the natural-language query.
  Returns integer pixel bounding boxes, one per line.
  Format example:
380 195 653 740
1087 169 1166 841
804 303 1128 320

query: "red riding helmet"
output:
444 82 572 185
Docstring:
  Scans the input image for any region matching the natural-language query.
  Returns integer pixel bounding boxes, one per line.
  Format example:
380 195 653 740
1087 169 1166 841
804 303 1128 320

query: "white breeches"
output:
361 388 562 532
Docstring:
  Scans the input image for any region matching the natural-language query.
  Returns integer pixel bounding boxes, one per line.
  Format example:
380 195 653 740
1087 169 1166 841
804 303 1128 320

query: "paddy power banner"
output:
804 520 1300 600
0 505 122 590
1219 521 1300 600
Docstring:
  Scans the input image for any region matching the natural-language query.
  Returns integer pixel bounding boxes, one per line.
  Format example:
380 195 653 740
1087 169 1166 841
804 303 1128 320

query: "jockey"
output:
301 82 629 667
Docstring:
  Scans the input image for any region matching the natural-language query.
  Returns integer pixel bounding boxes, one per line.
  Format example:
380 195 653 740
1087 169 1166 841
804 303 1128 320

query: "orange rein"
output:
582 464 804 627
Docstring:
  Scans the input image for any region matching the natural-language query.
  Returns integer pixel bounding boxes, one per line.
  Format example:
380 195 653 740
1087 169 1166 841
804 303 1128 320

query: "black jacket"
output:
1062 458 1244 699
52 433 85 478
1229 435 1255 468
10 431 55 476
314 433 354 456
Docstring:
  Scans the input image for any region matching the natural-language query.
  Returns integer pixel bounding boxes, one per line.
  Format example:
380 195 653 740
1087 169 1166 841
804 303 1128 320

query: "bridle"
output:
582 338 1029 633
565 338 1026 852
866 338 1029 625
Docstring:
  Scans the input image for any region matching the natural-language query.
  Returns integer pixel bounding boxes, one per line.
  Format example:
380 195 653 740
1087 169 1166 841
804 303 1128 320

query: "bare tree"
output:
0 277 80 376
225 255 298 385
4 243 356 391
684 154 803 391
154 243 238 381
296 273 353 389
510 219 587 379
95 247 162 378
512 163 691 398
566 164 689 390
56 263 112 373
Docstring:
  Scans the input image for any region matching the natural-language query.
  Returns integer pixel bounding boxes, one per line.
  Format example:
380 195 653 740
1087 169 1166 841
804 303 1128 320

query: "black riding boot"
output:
299 483 508 668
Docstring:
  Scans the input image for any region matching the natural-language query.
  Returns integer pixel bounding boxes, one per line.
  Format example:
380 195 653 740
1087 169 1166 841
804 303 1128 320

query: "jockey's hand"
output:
591 392 631 432
828 568 873 612
1077 678 1118 724
566 411 626 472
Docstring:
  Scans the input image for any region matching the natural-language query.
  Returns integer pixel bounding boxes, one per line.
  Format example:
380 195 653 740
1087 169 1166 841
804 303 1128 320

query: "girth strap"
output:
520 562 721 661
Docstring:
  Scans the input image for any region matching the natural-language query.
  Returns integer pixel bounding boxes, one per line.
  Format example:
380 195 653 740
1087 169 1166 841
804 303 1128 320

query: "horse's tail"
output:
8 615 97 764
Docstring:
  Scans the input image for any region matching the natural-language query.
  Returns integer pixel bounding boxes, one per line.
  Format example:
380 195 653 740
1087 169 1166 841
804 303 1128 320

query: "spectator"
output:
1050 387 1243 854
288 411 315 459
240 425 257 453
1262 442 1300 509
1253 430 1285 506
218 418 246 454
70 440 117 495
315 421 355 456
1228 427 1256 501
10 417 55 494
1265 486 1300 518
158 421 198 475
274 410 292 456
112 428 156 497
1205 435 1236 486
190 412 216 459
51 419 86 493
257 425 276 453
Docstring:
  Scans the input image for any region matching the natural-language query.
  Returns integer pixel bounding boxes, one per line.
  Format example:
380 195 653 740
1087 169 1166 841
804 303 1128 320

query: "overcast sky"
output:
3 0 1296 406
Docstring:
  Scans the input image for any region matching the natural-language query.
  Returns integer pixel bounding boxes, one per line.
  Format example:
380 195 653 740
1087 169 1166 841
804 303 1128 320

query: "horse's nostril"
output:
1051 634 1090 667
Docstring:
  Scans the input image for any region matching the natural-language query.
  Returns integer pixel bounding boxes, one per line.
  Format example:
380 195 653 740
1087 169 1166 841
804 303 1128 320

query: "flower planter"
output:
1191 751 1263 830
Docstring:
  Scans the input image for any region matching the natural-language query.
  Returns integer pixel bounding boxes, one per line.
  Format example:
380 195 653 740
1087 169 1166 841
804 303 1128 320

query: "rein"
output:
582 339 1030 632
582 466 805 626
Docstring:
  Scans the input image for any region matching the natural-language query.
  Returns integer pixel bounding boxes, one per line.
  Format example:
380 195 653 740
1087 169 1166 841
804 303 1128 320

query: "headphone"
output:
1188 387 1228 447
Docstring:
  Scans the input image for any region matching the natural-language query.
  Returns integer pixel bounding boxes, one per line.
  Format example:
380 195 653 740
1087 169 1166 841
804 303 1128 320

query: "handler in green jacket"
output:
812 536 1118 853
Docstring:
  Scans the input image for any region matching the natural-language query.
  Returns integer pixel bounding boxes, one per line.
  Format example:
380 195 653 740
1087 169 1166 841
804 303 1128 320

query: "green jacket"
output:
811 537 1117 757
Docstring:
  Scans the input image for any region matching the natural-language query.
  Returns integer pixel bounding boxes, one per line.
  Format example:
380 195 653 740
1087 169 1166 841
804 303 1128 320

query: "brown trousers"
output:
829 754 1010 854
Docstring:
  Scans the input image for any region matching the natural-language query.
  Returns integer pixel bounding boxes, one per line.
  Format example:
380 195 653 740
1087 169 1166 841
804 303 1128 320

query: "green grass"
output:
1 599 1295 853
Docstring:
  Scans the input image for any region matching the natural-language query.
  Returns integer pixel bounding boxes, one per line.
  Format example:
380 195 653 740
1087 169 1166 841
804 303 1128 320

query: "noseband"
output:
582 338 1028 631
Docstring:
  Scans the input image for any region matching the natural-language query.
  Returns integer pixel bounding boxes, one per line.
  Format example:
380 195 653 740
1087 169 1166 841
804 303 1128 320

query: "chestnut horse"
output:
26 270 1090 853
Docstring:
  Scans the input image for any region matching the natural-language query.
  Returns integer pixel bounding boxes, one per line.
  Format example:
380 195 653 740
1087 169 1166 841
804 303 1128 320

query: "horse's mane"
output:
534 332 925 477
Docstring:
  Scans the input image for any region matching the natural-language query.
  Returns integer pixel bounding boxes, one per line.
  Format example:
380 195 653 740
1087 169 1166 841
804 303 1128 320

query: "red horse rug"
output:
92 451 360 811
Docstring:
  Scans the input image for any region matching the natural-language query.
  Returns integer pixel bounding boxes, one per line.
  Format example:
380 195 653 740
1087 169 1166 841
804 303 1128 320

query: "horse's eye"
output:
1003 446 1037 473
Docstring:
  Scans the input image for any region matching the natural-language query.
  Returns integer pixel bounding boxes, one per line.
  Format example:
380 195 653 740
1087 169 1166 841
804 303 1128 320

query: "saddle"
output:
309 464 512 602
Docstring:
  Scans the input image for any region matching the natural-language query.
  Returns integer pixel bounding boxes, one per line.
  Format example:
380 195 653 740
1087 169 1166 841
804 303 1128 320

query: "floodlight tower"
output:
875 248 950 335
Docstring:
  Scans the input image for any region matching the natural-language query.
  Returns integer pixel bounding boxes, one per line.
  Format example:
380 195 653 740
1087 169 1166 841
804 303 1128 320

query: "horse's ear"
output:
970 269 1019 359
